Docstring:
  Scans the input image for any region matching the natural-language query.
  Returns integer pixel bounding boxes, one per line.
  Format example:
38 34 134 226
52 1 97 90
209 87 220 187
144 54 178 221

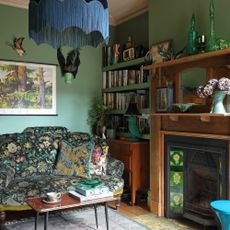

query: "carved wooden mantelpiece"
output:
145 48 230 216
148 114 230 216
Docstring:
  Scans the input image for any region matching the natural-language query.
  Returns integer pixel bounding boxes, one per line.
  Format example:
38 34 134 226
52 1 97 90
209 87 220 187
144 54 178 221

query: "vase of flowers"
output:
197 77 230 114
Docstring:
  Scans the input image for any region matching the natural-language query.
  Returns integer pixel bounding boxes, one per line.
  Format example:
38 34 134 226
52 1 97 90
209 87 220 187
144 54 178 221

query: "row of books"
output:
102 66 148 89
103 91 149 111
110 115 150 135
102 45 123 67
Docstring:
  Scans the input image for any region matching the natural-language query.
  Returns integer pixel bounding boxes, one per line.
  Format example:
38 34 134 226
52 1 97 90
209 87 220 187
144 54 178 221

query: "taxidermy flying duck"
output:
57 48 80 83
8 37 26 56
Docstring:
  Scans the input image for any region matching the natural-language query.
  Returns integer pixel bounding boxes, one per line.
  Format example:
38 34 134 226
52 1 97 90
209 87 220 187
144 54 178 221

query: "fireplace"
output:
164 135 228 226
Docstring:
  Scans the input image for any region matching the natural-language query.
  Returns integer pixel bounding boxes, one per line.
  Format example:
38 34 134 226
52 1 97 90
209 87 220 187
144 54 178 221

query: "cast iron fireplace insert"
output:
164 135 228 227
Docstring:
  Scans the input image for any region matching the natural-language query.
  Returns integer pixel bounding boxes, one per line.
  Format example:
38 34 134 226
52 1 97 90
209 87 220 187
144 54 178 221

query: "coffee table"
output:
26 193 119 230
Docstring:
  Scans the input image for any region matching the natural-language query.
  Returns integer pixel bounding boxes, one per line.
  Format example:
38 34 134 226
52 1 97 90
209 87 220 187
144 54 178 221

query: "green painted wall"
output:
149 0 230 51
109 26 116 45
114 12 149 49
0 4 102 134
148 0 230 89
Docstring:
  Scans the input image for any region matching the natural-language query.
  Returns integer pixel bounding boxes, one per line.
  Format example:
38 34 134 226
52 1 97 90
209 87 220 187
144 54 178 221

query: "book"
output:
69 190 113 202
75 178 110 196
75 183 110 196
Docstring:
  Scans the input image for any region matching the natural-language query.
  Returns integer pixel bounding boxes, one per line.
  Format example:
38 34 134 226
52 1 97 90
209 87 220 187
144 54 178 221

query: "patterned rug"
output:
6 207 149 230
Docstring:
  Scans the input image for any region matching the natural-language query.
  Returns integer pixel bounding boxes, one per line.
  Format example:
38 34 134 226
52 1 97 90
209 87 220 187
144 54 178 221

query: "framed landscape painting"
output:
0 60 56 115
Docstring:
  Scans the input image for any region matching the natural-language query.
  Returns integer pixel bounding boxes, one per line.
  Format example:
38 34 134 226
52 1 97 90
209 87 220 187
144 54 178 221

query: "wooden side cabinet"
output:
107 139 150 205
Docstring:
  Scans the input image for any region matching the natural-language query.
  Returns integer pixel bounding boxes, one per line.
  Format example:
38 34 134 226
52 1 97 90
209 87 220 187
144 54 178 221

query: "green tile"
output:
170 150 183 166
170 171 183 187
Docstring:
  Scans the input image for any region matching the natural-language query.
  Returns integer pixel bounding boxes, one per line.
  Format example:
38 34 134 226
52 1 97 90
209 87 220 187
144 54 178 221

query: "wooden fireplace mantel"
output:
148 114 230 216
145 48 230 216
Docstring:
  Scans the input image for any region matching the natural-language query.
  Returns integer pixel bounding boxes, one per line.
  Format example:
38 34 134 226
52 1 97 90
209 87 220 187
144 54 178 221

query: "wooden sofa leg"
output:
115 196 121 210
0 211 6 230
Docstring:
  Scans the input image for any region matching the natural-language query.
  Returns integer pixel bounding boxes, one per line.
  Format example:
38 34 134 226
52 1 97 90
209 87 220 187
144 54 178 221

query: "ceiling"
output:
0 0 148 26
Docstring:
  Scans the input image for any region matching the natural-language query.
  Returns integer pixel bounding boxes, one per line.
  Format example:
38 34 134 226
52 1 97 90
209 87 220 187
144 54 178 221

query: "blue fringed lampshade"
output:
29 0 109 49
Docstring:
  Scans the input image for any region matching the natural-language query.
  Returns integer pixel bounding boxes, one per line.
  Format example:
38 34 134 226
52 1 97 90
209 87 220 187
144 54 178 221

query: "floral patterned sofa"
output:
0 126 124 226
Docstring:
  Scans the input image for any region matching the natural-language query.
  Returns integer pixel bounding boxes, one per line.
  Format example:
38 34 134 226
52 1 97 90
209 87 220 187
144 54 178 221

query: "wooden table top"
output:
26 193 119 213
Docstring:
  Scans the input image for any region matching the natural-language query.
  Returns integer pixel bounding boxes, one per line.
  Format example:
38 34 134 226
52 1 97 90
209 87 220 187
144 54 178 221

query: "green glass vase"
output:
206 0 219 51
211 90 227 114
186 13 197 55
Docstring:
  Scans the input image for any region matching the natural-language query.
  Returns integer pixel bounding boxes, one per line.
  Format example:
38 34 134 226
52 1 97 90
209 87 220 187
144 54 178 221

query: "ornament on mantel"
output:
206 0 219 51
186 13 197 55
197 77 230 114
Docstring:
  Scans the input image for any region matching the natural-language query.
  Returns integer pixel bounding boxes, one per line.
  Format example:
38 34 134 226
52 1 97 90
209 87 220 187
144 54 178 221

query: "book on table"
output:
68 190 113 202
75 178 110 197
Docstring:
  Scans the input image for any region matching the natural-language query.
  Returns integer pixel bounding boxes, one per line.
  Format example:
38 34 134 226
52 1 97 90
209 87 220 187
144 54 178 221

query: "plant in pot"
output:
87 96 111 139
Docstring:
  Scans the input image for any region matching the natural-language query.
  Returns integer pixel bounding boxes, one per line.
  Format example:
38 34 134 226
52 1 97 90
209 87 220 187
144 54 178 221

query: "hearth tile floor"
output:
116 202 216 230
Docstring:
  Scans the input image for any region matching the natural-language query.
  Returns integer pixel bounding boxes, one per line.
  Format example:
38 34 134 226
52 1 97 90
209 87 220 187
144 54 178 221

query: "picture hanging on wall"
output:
0 60 56 115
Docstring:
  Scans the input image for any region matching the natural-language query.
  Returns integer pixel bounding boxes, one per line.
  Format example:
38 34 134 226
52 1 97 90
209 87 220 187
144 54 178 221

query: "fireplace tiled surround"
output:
148 115 230 227
164 135 228 227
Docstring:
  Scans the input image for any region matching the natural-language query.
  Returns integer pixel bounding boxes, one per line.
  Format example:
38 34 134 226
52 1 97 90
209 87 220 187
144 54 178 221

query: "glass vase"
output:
211 91 227 114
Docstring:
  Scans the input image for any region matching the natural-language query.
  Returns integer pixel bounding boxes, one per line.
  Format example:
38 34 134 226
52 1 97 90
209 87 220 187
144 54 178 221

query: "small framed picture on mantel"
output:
156 87 174 112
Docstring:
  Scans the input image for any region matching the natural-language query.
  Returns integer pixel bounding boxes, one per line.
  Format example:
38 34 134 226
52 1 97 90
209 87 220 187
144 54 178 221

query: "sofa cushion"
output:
90 136 109 176
90 145 108 176
1 175 123 206
2 175 80 206
15 133 59 177
0 133 24 176
55 140 94 178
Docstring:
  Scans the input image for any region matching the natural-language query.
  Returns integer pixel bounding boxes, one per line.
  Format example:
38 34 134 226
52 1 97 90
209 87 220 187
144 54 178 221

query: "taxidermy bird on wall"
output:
7 37 26 56
57 48 80 83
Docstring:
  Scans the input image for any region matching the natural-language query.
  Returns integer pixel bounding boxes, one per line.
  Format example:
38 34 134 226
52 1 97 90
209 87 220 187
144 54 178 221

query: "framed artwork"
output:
156 87 173 112
149 39 172 63
0 60 56 115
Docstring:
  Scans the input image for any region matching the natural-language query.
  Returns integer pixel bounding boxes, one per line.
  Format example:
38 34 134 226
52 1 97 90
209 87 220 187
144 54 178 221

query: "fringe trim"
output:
29 0 109 48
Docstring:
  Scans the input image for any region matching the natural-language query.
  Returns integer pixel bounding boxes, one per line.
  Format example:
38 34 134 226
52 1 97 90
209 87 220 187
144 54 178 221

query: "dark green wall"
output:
109 26 116 45
114 12 149 49
149 0 230 51
0 4 102 134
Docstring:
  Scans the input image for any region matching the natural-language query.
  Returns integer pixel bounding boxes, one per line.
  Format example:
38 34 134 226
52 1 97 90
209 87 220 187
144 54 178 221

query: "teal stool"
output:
210 200 230 230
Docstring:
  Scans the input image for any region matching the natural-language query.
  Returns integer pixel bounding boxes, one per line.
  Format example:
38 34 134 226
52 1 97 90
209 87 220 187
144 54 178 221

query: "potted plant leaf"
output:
87 96 111 138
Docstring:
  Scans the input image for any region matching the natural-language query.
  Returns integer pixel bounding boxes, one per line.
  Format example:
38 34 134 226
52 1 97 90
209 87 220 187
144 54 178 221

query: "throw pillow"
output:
55 140 94 178
90 145 109 176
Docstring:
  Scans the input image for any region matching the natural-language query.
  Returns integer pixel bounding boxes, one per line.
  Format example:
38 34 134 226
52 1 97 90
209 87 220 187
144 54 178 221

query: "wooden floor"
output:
109 200 150 218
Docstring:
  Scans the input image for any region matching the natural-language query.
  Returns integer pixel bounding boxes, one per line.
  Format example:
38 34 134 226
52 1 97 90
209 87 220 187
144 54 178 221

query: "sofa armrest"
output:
106 157 124 178
0 165 15 190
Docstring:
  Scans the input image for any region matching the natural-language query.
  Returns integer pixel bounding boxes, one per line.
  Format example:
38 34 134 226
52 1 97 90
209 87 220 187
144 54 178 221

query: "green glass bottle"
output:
186 13 197 55
206 0 219 51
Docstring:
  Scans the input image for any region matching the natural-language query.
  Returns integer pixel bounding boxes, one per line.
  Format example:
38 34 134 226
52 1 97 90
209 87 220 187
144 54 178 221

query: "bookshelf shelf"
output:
103 57 145 72
102 82 150 93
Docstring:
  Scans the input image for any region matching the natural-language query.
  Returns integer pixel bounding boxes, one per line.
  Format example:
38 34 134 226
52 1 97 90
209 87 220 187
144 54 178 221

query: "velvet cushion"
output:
55 140 94 178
